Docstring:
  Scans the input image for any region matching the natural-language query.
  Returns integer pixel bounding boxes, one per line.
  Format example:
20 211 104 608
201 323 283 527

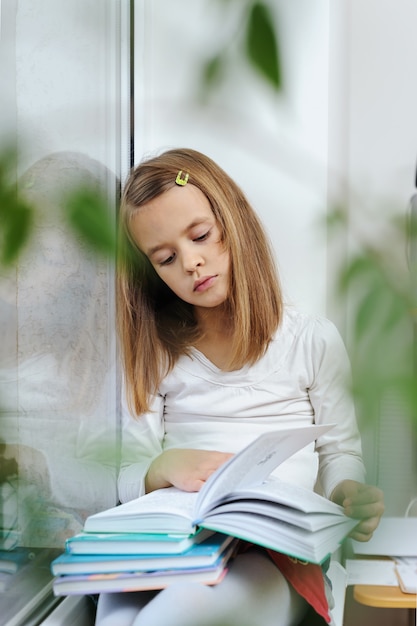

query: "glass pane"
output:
1 154 118 550
0 0 126 620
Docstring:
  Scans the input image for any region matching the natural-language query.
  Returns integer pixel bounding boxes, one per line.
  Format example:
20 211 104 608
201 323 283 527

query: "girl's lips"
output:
193 276 216 292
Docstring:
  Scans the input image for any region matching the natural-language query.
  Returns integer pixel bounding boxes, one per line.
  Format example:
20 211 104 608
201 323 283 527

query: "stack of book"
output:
51 425 358 595
51 529 236 595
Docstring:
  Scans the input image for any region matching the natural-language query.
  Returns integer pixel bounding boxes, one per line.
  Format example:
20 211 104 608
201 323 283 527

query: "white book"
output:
84 425 357 564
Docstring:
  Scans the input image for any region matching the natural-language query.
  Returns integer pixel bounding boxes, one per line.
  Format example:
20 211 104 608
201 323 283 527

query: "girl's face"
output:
130 184 230 311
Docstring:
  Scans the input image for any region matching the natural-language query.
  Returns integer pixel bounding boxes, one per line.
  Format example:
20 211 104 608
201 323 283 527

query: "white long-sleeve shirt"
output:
118 308 365 504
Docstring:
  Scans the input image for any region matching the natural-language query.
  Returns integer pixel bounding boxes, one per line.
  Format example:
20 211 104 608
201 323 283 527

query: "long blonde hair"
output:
118 148 283 415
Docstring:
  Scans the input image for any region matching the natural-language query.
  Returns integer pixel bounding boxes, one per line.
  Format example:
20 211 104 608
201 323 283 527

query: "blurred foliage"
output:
0 146 116 264
246 2 281 88
0 148 33 266
328 206 417 434
201 1 281 97
64 185 116 257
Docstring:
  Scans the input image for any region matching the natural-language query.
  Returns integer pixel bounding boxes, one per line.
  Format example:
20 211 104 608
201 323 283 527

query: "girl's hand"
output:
331 479 384 541
145 448 234 493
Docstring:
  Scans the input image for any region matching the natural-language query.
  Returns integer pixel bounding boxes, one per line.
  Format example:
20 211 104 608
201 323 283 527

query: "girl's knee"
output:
132 582 215 626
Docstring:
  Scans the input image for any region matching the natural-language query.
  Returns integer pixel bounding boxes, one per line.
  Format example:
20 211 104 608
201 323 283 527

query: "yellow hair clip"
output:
175 170 189 186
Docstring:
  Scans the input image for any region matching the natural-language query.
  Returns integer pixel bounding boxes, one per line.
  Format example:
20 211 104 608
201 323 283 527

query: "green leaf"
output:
339 256 374 292
381 291 412 333
0 146 34 265
351 377 382 426
246 2 281 90
64 187 116 257
354 284 384 339
0 195 34 265
393 376 417 427
199 52 226 103
203 53 225 88
326 206 348 229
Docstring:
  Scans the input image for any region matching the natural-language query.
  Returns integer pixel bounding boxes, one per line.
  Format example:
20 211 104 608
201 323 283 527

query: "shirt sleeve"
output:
117 387 165 503
307 316 366 499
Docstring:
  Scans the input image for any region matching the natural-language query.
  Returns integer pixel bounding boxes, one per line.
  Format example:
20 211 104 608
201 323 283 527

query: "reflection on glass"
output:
0 153 118 611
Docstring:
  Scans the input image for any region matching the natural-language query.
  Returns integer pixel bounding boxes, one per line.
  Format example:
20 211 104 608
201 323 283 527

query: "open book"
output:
85 424 358 564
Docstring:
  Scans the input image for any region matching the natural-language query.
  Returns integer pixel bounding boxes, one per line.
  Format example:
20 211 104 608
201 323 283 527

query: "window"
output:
0 1 130 621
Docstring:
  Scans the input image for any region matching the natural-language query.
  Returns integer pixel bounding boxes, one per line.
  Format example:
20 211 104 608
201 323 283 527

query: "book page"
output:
84 487 199 533
345 559 399 586
196 424 333 513
214 478 344 516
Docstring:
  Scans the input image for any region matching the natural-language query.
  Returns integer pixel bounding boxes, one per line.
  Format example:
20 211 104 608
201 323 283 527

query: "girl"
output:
96 148 384 626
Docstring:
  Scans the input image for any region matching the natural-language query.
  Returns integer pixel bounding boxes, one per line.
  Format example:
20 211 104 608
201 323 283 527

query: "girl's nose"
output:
182 249 203 273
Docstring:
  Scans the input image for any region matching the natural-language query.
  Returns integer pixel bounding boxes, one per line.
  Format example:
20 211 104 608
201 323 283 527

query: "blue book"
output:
52 532 234 575
0 548 35 574
65 527 214 556
52 543 236 596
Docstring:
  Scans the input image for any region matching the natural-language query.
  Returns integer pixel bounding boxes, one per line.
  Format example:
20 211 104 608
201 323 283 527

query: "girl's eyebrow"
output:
146 217 212 257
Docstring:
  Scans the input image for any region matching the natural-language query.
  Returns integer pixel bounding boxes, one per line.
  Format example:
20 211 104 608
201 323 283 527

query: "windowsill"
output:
0 547 61 625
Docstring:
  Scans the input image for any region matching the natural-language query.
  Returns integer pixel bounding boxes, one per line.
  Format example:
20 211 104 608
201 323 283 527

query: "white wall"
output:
347 0 417 205
134 0 331 317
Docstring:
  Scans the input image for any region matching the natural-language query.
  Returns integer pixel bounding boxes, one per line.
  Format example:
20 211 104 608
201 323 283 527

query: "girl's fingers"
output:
343 484 384 520
344 499 384 519
349 516 381 541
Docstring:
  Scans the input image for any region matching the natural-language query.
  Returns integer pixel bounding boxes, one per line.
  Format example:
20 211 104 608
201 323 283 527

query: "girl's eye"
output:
159 254 175 266
193 231 210 242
